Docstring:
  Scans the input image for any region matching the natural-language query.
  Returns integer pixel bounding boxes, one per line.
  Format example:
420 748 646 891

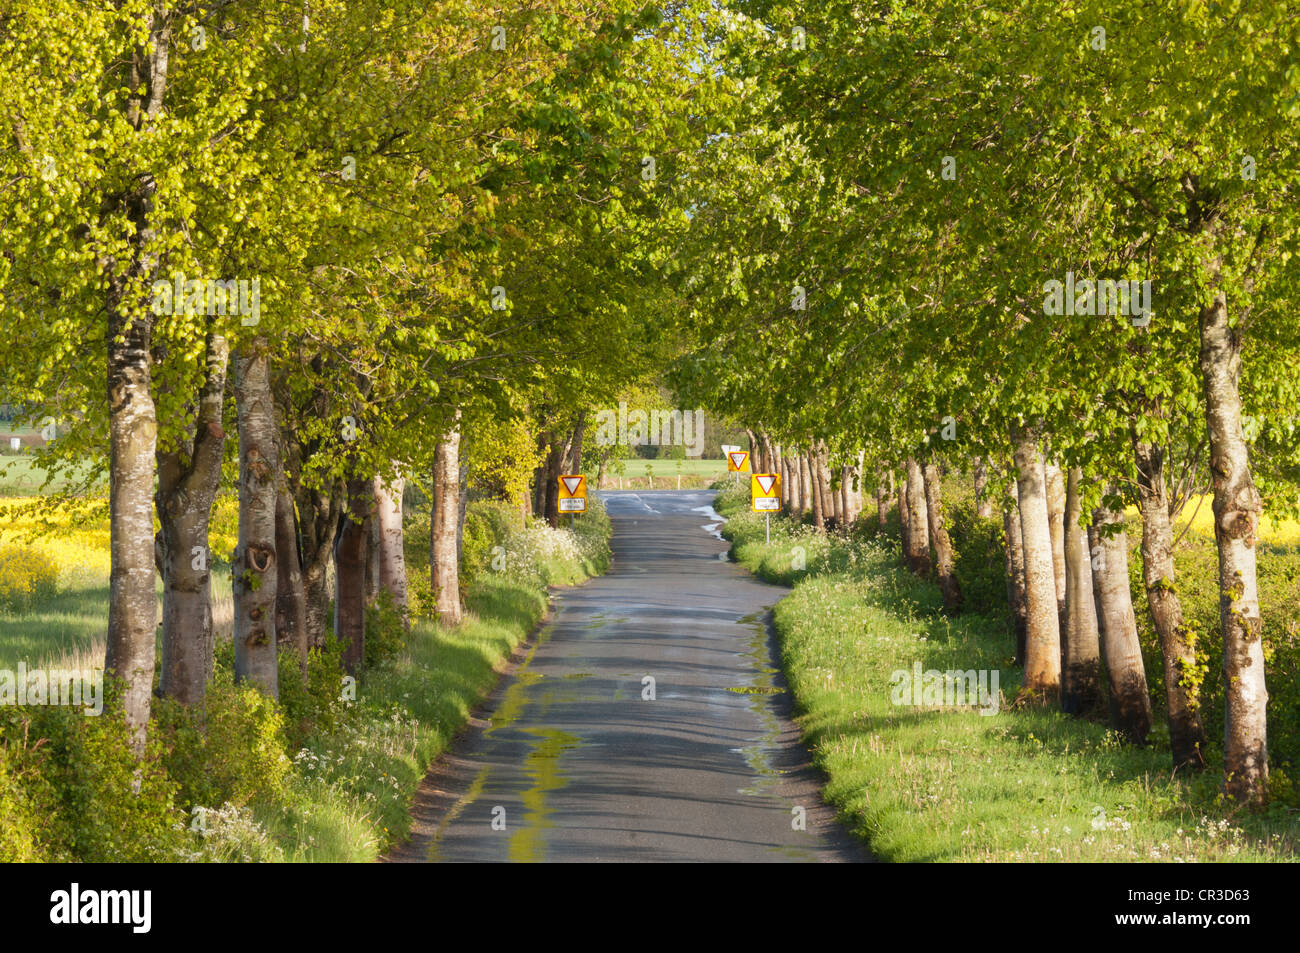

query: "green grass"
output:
0 582 111 668
715 484 1299 862
0 567 236 672
611 456 728 475
0 457 103 497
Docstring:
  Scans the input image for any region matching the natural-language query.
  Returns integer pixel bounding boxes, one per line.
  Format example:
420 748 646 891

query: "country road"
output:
387 489 867 863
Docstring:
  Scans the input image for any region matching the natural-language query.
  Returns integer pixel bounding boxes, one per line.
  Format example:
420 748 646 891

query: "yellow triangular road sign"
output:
558 474 586 512
751 472 780 511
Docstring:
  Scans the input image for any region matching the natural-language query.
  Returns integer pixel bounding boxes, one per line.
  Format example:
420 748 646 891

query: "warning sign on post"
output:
558 474 586 513
727 450 750 473
751 473 780 511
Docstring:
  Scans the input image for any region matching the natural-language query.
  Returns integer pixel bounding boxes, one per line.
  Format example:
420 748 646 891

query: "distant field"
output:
591 457 732 489
603 456 731 476
0 457 104 497
597 457 731 477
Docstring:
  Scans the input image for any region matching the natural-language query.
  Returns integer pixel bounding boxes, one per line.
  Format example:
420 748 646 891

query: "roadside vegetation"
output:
0 498 610 862
714 482 1300 862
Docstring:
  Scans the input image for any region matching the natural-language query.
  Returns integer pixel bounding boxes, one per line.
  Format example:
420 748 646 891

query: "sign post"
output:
721 445 738 485
558 474 587 520
727 449 750 486
751 472 780 545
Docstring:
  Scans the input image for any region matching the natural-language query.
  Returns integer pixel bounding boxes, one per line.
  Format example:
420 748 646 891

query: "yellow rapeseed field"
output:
1171 493 1300 546
0 497 112 595
0 496 240 592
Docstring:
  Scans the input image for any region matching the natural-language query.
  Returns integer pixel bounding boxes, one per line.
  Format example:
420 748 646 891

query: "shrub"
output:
459 505 498 589
11 681 188 862
1127 525 1300 778
947 499 1011 618
365 589 408 668
156 666 291 814
192 802 285 862
0 729 54 861
277 635 348 747
407 570 437 622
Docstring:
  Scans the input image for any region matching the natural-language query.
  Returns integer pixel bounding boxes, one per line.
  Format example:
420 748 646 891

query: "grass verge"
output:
714 484 1298 862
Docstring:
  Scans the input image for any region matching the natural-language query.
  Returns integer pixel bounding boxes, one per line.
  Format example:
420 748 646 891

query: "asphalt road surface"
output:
388 489 867 863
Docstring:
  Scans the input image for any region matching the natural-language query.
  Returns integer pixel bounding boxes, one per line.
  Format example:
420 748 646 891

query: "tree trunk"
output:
365 505 382 605
334 477 371 675
105 323 159 748
903 457 931 576
295 479 342 651
157 331 228 706
1013 428 1061 703
790 447 800 512
567 416 587 474
923 461 961 611
457 461 469 566
974 456 993 518
1133 438 1206 770
1199 290 1267 804
856 451 867 523
274 485 309 679
374 474 409 628
839 466 851 530
898 470 910 550
1003 483 1029 666
542 431 571 528
1091 501 1153 744
818 448 836 529
876 469 889 529
808 451 824 529
759 432 774 475
1062 468 1102 716
232 342 280 698
103 0 170 756
432 425 464 625
1045 462 1068 629
532 427 549 518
